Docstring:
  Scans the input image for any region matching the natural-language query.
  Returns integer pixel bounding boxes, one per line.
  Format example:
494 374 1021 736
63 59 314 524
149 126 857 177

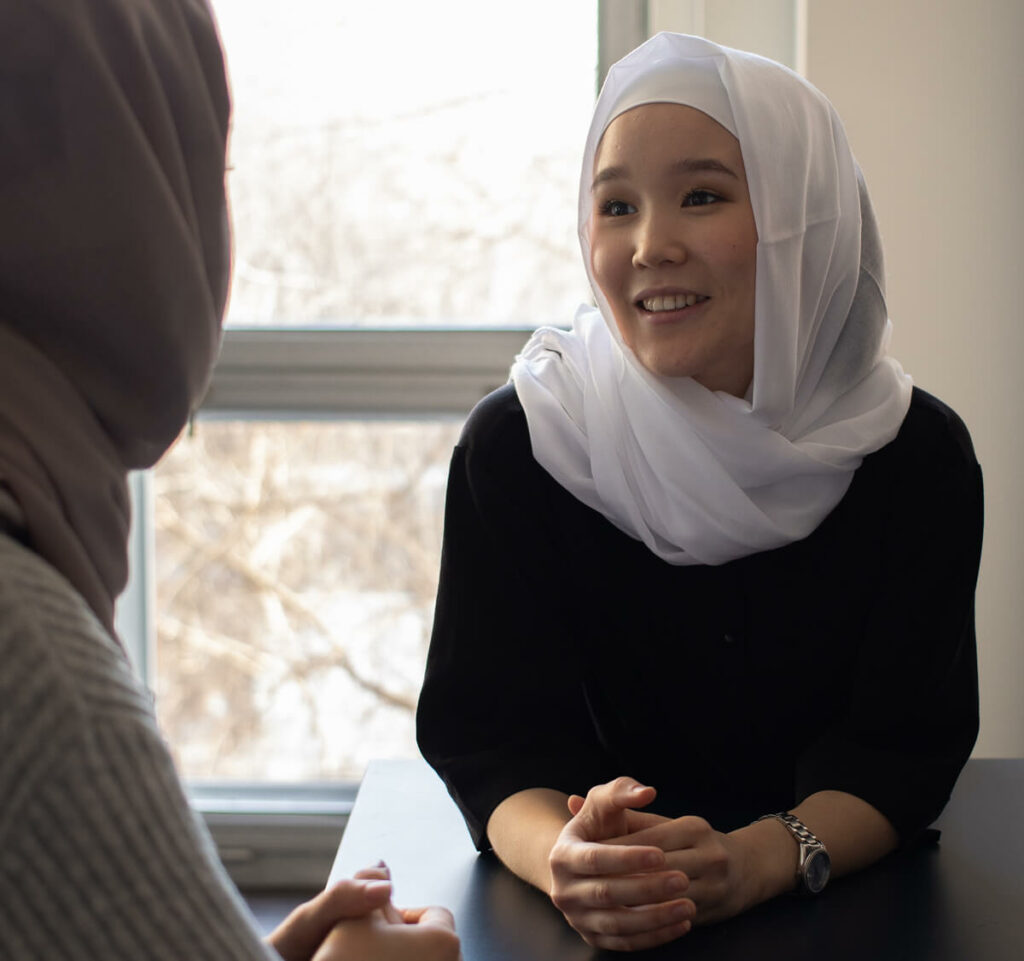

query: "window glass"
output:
153 419 460 780
149 1 598 783
217 0 597 327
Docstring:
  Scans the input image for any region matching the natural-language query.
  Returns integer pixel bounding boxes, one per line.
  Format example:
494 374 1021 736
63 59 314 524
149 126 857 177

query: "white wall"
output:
803 0 1024 757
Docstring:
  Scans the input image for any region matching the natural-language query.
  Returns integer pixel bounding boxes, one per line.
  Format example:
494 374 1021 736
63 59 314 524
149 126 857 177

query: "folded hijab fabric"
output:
0 0 231 633
511 32 913 566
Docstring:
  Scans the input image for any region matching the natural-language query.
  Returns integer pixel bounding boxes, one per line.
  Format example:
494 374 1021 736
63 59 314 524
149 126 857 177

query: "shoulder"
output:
450 383 582 527
0 531 109 672
456 382 536 482
896 387 977 464
458 382 530 452
0 533 157 759
0 532 170 840
844 387 983 555
861 387 979 485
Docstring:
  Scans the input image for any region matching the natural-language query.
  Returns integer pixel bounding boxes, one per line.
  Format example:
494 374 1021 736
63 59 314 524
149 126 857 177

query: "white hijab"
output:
511 33 912 565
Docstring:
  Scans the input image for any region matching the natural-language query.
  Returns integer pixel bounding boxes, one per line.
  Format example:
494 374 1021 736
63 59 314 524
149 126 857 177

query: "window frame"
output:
205 327 535 417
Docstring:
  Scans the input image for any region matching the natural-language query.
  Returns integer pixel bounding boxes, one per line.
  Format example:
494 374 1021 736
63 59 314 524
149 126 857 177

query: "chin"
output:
633 351 697 381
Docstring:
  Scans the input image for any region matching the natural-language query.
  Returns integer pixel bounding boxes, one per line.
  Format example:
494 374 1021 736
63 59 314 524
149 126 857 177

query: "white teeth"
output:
642 293 703 312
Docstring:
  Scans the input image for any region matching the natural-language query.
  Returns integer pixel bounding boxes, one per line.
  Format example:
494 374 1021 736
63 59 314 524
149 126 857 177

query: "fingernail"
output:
667 875 688 893
642 851 663 868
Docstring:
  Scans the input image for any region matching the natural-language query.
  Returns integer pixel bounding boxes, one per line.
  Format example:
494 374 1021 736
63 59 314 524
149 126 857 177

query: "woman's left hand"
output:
640 819 752 924
572 799 756 926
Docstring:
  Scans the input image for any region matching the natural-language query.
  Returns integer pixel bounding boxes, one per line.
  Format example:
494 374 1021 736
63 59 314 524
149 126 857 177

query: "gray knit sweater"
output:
0 531 277 961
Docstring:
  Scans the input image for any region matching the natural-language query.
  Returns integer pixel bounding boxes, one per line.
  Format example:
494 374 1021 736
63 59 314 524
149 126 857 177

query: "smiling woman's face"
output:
589 102 758 396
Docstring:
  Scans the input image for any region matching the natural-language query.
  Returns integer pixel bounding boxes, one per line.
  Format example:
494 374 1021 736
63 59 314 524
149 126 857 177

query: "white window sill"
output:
191 781 356 889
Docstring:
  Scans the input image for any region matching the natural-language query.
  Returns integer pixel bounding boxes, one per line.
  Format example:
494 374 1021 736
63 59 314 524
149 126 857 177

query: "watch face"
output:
804 850 831 894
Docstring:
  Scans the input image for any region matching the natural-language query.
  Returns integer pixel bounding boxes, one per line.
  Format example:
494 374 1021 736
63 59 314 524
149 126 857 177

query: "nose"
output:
632 210 687 269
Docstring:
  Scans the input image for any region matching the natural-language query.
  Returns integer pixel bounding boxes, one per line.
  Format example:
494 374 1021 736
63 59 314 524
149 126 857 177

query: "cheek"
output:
590 247 611 293
589 231 627 294
718 228 757 296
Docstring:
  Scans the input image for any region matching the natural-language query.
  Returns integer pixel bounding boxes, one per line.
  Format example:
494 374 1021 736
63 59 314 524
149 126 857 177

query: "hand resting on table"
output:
549 777 696 951
266 863 460 961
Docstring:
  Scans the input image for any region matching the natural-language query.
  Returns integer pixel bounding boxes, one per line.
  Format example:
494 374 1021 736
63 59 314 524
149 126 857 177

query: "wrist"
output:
727 818 800 908
488 788 571 893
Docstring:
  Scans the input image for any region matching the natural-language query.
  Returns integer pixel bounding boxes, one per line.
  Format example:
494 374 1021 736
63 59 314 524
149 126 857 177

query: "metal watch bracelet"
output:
756 812 832 895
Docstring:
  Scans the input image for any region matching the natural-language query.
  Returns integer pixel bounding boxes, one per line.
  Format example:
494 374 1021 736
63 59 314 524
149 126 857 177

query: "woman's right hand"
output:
548 777 696 952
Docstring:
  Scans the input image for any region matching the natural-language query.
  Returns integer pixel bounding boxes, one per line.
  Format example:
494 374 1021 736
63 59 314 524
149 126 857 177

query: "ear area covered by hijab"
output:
0 0 231 634
511 32 912 566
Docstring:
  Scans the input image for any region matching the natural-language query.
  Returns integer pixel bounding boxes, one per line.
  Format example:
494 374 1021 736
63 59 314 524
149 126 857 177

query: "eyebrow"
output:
591 157 739 190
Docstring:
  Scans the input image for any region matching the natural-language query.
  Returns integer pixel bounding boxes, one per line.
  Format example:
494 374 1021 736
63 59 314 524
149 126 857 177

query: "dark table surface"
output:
329 758 1024 960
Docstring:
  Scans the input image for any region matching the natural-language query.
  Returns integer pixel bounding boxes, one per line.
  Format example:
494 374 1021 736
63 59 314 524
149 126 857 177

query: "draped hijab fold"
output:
0 0 231 633
512 33 912 565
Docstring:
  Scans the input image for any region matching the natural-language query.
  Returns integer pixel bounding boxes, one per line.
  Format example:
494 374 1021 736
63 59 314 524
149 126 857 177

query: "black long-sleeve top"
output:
416 383 982 851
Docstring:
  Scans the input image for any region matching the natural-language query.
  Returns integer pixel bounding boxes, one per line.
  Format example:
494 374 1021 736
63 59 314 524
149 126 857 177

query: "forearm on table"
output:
728 789 899 907
793 790 899 875
486 787 573 892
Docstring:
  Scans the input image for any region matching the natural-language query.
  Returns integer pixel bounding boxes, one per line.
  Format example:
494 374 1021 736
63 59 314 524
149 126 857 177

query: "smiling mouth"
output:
638 293 710 312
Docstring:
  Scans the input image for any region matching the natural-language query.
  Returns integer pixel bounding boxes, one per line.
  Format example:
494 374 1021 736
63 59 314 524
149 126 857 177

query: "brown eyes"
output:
682 189 721 207
598 199 637 217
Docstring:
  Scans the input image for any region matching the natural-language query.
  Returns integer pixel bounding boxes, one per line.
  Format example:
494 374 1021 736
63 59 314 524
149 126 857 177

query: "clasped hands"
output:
549 776 753 952
267 862 460 961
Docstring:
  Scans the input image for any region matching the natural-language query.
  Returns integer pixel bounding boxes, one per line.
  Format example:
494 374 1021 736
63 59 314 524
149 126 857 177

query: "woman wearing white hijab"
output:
418 33 981 950
0 2 458 959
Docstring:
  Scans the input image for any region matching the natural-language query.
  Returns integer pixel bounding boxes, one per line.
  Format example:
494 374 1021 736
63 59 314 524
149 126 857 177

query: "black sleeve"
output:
416 386 610 850
795 392 983 841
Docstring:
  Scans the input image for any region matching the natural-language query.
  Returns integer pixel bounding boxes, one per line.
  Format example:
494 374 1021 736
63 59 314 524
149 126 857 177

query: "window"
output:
117 0 800 885
220 0 595 331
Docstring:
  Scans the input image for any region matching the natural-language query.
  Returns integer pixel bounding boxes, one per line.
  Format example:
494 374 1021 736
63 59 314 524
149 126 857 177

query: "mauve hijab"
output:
512 33 912 565
0 0 231 633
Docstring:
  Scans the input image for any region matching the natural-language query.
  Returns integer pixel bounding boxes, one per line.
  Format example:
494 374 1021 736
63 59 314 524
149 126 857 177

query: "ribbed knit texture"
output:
0 532 278 961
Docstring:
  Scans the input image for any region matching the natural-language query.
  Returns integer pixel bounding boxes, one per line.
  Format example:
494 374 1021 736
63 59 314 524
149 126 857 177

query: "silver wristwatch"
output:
758 812 831 895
